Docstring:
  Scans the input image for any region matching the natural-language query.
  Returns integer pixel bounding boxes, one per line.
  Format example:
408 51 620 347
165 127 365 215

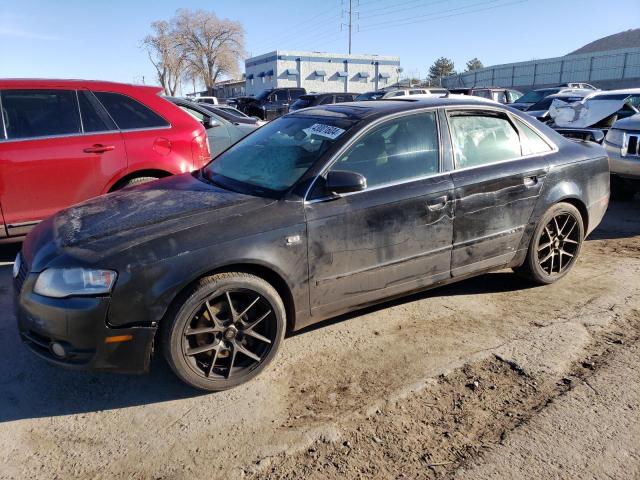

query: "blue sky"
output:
1 0 638 94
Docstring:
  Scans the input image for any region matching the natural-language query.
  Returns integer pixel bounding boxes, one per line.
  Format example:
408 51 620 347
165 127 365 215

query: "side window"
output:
335 95 350 103
290 89 305 101
329 112 439 189
92 91 168 130
494 91 508 103
1 89 80 140
507 90 522 103
409 90 425 95
448 112 521 168
514 117 553 155
179 105 206 122
78 90 116 133
319 96 334 105
388 91 405 98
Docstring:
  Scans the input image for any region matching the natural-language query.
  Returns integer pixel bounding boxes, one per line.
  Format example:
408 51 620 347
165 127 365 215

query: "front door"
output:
0 88 127 236
446 109 553 276
306 110 454 317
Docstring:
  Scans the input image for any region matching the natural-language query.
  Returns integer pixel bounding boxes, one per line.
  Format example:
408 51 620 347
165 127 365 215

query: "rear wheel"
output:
515 203 584 284
161 273 286 391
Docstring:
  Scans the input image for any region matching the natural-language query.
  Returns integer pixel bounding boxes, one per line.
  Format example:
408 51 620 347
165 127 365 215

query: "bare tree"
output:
142 20 185 95
173 9 245 95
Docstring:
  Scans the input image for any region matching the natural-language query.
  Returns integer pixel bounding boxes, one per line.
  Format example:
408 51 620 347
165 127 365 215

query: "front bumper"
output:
14 273 156 374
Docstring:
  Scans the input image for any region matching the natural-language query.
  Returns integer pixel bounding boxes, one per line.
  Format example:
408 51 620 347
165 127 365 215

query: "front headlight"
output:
605 128 625 147
34 268 117 298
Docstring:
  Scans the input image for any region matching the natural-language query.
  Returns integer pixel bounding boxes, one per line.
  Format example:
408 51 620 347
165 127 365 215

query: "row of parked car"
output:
1 77 638 243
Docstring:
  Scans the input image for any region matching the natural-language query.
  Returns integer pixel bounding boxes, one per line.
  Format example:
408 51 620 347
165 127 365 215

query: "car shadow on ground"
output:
587 198 640 241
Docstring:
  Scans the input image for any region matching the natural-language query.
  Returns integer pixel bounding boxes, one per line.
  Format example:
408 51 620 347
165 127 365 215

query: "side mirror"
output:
326 170 367 195
206 117 221 128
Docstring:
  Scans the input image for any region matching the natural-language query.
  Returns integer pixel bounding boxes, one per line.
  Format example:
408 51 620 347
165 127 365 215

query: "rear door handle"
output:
427 195 448 211
523 175 538 187
83 144 115 154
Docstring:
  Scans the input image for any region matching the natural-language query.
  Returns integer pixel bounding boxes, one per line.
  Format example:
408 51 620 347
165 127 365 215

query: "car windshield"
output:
517 89 557 104
203 115 355 196
255 90 271 101
290 97 313 109
356 91 385 101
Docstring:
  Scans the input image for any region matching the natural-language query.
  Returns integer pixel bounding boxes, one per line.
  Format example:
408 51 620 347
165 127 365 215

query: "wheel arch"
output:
107 169 174 192
539 180 589 233
160 261 297 334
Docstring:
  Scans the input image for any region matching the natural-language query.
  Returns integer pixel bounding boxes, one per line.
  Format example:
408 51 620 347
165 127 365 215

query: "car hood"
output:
550 97 629 128
612 114 640 131
23 173 276 270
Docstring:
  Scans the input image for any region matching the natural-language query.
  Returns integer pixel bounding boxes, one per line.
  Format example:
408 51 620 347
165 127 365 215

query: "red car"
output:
0 79 210 240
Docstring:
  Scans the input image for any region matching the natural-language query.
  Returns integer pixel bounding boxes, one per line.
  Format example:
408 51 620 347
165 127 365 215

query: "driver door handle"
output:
427 195 448 211
84 144 115 154
524 175 538 187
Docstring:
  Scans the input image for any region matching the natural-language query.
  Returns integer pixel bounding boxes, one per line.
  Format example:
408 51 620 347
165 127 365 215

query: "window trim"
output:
443 106 558 172
91 90 171 132
0 88 85 143
304 107 444 204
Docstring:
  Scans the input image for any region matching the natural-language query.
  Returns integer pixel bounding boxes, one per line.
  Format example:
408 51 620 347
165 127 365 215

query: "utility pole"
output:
348 0 352 54
342 0 357 54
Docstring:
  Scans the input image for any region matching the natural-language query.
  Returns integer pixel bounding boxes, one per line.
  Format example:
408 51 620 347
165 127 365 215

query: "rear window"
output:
1 89 81 140
93 91 169 130
78 90 116 133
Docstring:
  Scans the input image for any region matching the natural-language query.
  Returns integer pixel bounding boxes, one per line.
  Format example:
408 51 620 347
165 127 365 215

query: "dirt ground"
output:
1 199 639 480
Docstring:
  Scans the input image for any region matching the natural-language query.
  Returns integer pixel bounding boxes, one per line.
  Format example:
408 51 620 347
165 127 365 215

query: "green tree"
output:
428 57 455 86
465 57 484 71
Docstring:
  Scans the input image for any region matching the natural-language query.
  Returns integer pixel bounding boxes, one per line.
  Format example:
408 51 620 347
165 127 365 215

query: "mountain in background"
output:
568 28 640 55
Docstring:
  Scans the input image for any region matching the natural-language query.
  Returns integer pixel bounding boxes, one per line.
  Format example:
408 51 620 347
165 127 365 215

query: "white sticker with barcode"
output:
303 123 345 140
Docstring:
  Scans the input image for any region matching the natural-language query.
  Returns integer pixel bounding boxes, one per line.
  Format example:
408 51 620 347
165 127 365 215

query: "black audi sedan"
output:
14 97 610 391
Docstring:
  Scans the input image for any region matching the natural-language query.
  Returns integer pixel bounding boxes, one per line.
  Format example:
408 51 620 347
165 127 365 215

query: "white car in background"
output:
549 89 640 141
356 87 448 101
525 90 592 123
195 96 219 105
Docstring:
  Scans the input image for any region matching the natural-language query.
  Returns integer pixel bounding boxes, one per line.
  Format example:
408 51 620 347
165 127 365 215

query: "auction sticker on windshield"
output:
303 123 346 140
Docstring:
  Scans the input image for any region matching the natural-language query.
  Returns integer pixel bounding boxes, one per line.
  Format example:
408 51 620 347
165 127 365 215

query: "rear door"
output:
306 110 454 316
446 109 553 277
0 88 127 236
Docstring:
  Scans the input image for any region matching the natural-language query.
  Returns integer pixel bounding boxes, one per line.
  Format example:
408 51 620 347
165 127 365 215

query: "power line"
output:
359 0 449 19
359 0 526 32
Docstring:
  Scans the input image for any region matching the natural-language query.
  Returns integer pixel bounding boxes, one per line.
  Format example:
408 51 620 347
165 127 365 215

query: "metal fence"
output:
442 47 640 91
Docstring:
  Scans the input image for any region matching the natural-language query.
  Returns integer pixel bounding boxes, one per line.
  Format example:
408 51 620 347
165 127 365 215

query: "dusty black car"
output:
288 92 358 112
14 97 610 391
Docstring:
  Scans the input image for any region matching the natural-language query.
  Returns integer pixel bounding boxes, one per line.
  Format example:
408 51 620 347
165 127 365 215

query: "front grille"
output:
624 134 639 157
13 253 29 294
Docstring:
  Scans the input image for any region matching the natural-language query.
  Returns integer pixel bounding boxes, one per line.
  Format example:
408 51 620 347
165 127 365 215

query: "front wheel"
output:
514 203 584 285
161 273 286 391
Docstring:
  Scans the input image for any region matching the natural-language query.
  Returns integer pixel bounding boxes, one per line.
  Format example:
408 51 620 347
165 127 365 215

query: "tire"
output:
161 272 286 391
121 176 160 189
514 202 584 285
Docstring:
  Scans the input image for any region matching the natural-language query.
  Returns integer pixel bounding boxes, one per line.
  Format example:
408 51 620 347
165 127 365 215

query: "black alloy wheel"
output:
536 212 581 275
162 273 286 391
515 202 584 284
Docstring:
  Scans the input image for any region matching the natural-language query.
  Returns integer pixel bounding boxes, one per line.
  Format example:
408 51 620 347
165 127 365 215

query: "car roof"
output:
288 96 501 121
0 78 163 94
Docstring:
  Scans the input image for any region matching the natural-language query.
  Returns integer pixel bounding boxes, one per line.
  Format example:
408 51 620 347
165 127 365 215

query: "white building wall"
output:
245 50 401 97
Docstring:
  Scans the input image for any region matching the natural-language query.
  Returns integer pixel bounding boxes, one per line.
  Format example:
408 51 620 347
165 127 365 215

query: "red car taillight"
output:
191 132 211 168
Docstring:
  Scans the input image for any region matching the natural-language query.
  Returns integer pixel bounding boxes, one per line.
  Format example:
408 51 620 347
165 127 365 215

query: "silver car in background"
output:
604 114 640 200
